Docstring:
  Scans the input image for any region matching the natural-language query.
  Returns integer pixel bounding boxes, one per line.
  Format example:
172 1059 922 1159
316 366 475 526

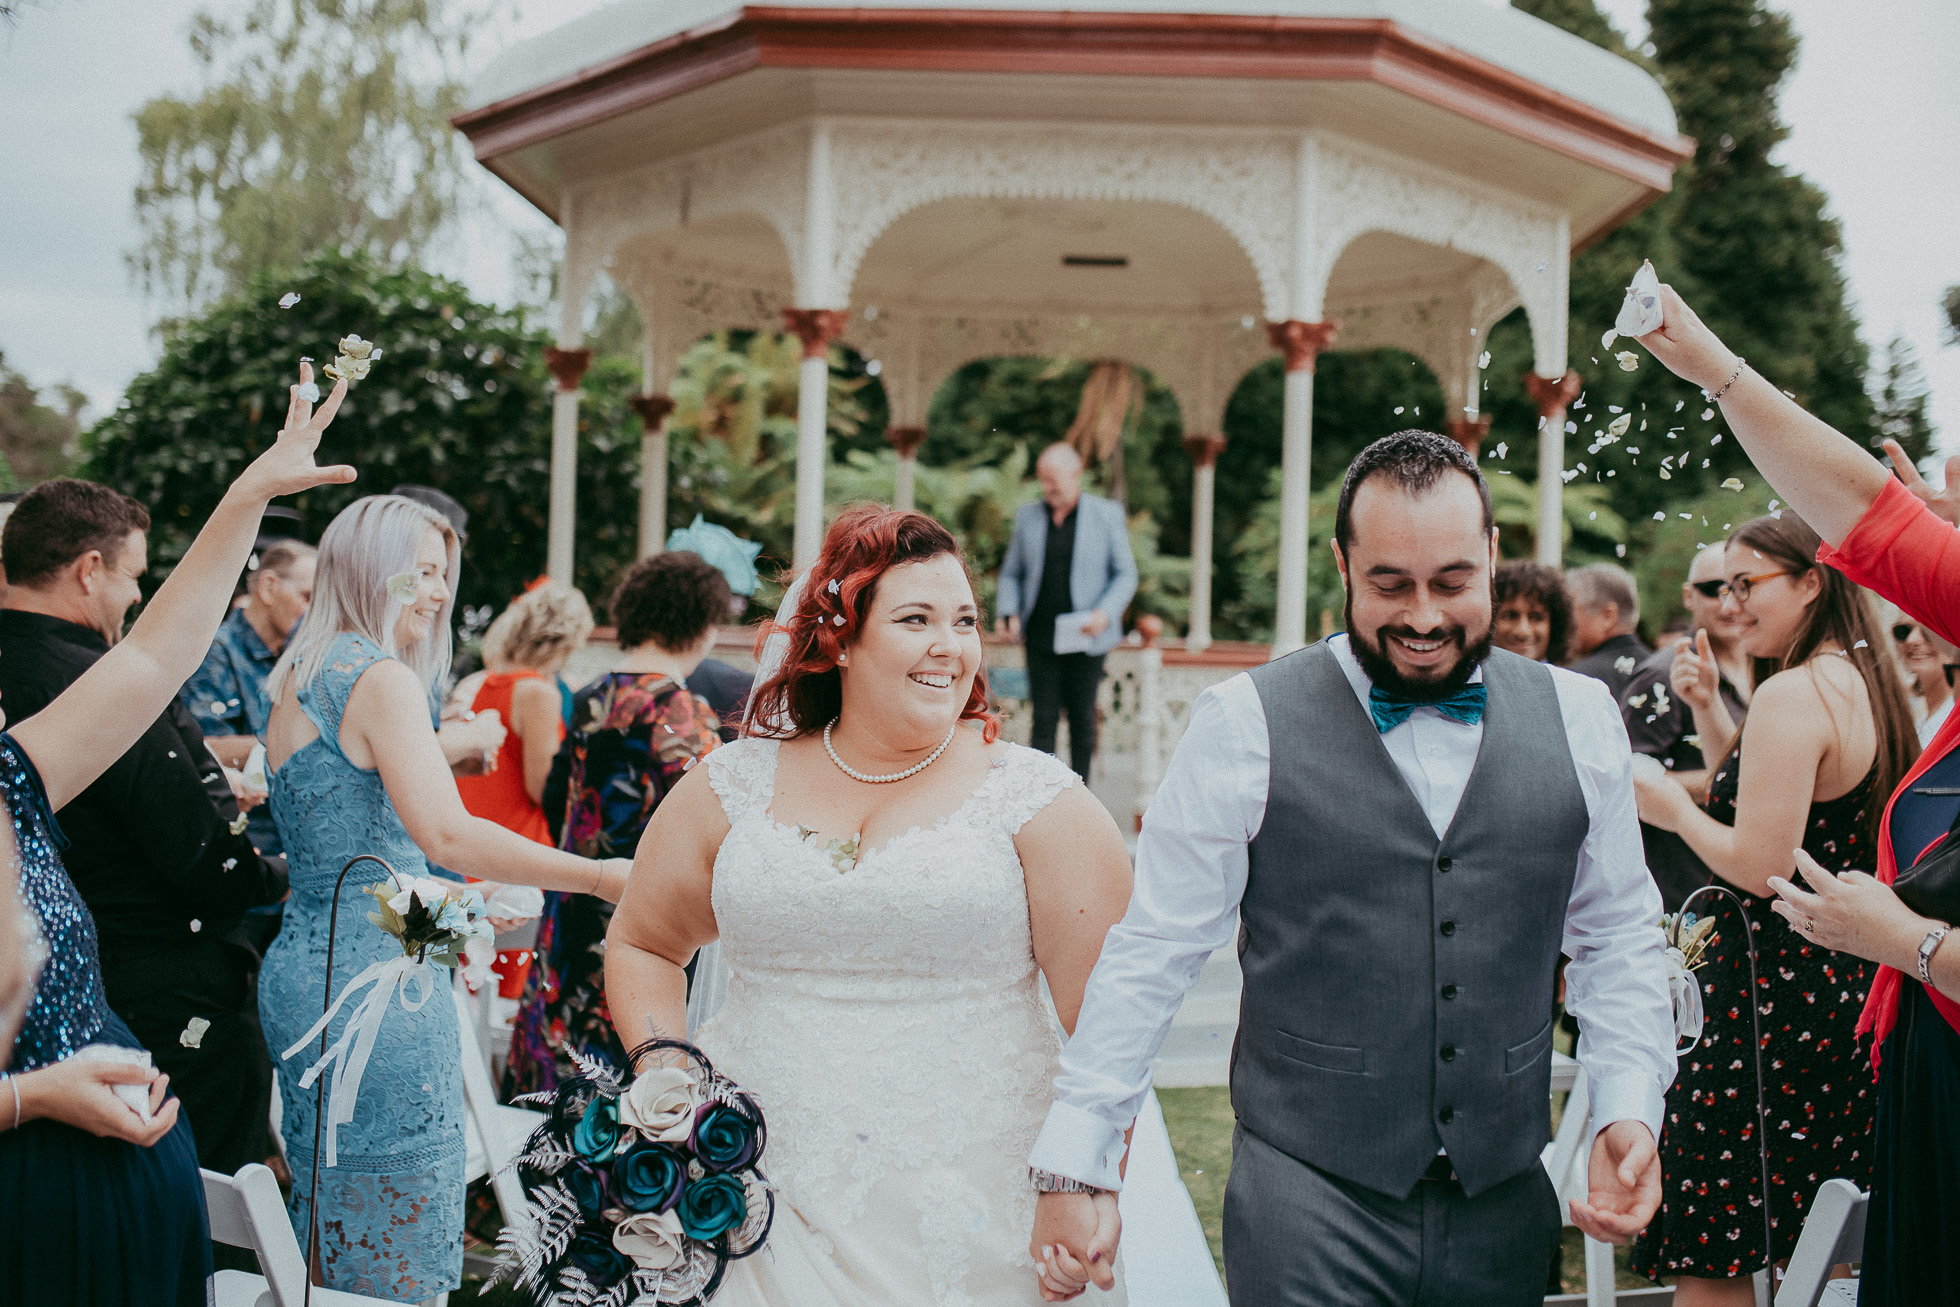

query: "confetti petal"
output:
179 1017 210 1048
1615 351 1640 372
1615 259 1664 337
1608 414 1632 437
297 381 321 404
1721 478 1745 491
1477 351 1491 370
278 292 301 309
1653 512 1666 520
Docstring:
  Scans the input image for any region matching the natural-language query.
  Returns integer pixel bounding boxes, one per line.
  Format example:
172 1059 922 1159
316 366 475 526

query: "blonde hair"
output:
269 495 460 703
481 583 594 673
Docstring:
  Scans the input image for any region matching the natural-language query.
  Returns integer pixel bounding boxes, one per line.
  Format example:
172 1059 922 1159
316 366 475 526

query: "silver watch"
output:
1918 924 1951 986
1030 1167 1105 1195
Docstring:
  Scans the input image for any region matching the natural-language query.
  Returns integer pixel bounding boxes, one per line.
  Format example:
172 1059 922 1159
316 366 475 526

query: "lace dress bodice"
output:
696 737 1087 1306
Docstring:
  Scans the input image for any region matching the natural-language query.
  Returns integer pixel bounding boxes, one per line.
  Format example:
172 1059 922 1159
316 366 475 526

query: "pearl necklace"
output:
824 718 958 784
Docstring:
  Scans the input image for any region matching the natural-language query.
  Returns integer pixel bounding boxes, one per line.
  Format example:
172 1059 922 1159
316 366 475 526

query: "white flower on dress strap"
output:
385 571 419 604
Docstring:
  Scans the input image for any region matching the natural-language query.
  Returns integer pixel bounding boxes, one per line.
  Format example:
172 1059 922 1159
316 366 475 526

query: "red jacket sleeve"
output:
1815 477 1960 650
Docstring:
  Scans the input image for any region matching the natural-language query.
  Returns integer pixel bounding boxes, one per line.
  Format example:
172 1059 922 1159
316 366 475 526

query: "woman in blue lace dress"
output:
259 493 630 1302
0 362 357 1305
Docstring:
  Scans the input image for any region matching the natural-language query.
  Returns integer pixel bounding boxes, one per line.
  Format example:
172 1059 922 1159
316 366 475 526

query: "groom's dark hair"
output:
1334 430 1492 553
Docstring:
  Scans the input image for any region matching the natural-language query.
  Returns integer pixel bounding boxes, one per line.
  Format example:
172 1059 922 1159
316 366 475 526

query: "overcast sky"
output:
2 0 1953 452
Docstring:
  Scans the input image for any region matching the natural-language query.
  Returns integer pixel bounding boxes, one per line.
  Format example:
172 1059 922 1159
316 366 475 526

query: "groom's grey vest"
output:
1233 643 1589 1199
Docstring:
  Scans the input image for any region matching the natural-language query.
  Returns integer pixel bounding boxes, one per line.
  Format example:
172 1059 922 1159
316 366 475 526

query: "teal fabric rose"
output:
691 1103 759 1173
573 1096 620 1163
678 1173 748 1241
613 1142 686 1213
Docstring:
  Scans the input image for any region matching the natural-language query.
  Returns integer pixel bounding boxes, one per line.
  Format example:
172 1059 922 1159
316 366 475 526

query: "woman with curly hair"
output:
503 552 727 1096
1493 560 1573 664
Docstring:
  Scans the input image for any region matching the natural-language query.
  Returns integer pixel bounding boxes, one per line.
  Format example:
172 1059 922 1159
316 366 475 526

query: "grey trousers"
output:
1223 1125 1562 1307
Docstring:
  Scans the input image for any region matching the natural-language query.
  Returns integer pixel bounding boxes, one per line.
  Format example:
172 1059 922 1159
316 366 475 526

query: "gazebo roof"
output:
468 1 1679 141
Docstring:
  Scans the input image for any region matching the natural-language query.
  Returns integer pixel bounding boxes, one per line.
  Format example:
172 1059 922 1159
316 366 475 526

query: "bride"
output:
604 505 1132 1305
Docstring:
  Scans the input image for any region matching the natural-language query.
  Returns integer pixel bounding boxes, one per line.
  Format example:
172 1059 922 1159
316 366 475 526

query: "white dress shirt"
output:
1030 635 1677 1190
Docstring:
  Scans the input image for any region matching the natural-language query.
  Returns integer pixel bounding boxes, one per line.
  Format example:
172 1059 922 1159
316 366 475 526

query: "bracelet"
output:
1703 358 1747 402
1918 924 1951 986
592 862 605 896
1030 1167 1106 1195
4 1073 18 1130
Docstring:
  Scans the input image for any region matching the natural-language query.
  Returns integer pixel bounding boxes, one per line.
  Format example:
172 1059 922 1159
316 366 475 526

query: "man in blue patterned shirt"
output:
181 539 314 854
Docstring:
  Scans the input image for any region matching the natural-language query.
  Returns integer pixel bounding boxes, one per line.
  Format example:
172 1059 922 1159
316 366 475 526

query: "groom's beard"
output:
1344 593 1492 701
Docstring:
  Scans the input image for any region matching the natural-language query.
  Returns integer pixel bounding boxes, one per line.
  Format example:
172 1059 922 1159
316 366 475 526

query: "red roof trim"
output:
454 8 1692 192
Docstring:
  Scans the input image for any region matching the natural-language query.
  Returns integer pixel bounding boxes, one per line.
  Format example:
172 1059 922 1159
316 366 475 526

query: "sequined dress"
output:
692 737 1128 1306
0 733 211 1305
259 633 465 1301
1632 746 1878 1280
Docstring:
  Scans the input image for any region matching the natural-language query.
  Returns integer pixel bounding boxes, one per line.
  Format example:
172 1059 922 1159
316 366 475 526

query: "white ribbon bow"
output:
1666 946 1706 1052
281 955 437 1167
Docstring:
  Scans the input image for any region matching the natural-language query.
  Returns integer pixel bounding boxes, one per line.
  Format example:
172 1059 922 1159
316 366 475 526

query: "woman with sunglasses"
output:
1892 621 1957 747
1627 509 1917 1304
1629 282 1960 1306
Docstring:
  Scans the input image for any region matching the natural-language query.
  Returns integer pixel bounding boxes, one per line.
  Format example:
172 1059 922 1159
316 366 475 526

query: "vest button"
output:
1441 983 1458 1000
1441 1045 1457 1061
1439 1106 1456 1125
1440 920 1456 936
1437 856 1453 872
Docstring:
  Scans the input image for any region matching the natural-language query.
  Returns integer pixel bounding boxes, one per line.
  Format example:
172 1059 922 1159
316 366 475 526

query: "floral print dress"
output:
1632 744 1878 1280
503 672 720 1097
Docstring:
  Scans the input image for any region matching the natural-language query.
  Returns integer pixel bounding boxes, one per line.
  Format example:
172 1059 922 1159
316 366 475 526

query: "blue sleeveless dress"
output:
0 733 211 1305
259 632 465 1301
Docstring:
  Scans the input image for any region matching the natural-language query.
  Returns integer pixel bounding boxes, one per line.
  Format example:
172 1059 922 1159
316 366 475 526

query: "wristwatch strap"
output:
1029 1167 1106 1195
1918 924 1951 986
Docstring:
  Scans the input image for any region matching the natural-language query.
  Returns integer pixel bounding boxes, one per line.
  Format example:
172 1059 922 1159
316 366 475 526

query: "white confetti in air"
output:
1608 414 1632 438
1538 259 1549 272
1590 511 1599 520
1615 351 1640 372
1615 656 1635 675
1702 408 1716 421
1601 328 1620 350
1562 469 1579 483
190 919 202 933
1394 406 1404 415
179 1017 211 1048
1577 463 1588 473
1854 640 1869 649
1680 513 1693 520
1616 543 1627 558
1659 469 1672 480
1676 400 1686 412
1720 478 1744 491
297 381 321 404
1494 442 1507 459
1653 512 1665 520
1478 351 1491 369
1711 434 1722 445
1609 405 1624 414
278 292 300 309
1616 260 1664 337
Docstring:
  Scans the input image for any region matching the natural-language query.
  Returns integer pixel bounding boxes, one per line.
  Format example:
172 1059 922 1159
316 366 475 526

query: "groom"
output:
1029 431 1676 1304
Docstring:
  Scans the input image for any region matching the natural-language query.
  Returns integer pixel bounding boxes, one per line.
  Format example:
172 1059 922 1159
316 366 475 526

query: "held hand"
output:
995 614 1022 642
1570 1120 1660 1244
1880 439 1960 529
1767 848 1935 968
1081 610 1110 638
1031 1191 1119 1300
1634 285 1744 395
231 362 357 504
22 1059 181 1147
1669 629 1718 715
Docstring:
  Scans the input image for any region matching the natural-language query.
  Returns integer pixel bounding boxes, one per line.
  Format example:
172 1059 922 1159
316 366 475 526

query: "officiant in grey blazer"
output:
996 443 1137 779
1027 431 1677 1306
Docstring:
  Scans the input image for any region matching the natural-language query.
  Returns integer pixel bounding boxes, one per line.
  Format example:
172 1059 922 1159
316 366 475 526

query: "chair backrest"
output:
1774 1178 1868 1307
453 981 534 1235
201 1163 310 1306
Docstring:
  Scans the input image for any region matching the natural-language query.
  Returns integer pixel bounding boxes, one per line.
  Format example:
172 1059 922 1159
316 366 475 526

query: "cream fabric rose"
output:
617 1066 698 1142
613 1208 687 1270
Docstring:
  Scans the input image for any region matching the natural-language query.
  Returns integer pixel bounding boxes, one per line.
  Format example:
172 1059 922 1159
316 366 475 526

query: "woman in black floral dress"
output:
1631 512 1919 1305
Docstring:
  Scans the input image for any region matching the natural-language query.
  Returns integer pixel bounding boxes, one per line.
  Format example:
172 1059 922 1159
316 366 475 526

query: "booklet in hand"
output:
1053 610 1100 655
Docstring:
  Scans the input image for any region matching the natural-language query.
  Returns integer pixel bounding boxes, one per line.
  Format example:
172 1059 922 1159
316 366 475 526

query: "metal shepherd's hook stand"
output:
304 853 400 1307
1677 882 1777 1277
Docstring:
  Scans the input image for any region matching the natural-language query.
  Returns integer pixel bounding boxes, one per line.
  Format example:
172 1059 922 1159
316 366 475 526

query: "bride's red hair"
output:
748 505 999 741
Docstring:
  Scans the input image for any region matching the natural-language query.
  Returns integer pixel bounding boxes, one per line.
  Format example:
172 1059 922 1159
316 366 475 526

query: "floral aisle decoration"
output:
495 1037 773 1305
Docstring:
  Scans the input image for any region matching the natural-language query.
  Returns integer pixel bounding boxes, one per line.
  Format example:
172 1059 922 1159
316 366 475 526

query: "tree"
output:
1872 335 1937 462
0 350 83 489
1943 285 1960 347
130 0 476 311
80 250 647 610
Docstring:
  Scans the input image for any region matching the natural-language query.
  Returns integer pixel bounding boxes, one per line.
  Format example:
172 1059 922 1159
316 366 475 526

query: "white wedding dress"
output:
694 736 1128 1307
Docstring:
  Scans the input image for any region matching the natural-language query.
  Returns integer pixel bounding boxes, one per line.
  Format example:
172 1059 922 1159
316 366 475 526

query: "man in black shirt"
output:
0 480 286 1175
1566 563 1653 699
1621 547 1752 909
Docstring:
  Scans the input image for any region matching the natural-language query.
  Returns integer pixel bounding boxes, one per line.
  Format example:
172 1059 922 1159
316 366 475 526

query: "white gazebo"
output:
456 0 1689 656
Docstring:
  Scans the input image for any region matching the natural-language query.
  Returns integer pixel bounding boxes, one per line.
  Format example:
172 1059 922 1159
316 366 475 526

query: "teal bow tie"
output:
1369 683 1487 734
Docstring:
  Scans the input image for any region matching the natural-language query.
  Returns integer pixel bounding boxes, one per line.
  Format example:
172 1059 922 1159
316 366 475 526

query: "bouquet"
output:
495 1038 773 1306
365 872 495 966
1660 910 1719 1051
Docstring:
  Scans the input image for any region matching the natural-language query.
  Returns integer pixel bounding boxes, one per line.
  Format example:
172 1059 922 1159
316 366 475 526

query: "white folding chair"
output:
454 982 544 1267
1773 1178 1866 1307
202 1163 392 1307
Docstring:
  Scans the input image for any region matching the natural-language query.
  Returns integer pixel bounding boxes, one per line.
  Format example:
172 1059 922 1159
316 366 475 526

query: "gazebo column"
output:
887 425 927 512
628 393 676 558
1182 432 1226 652
1445 415 1493 459
1265 320 1339 658
783 308 849 567
1525 370 1583 566
543 346 592 585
